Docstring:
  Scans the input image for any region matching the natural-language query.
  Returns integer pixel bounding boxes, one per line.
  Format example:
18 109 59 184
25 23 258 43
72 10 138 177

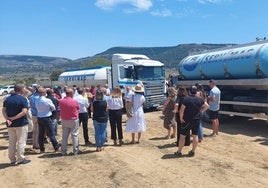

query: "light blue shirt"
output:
209 86 221 111
29 92 39 116
35 96 55 118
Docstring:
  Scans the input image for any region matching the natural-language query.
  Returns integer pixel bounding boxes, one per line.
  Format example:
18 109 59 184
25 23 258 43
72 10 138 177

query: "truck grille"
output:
143 81 166 108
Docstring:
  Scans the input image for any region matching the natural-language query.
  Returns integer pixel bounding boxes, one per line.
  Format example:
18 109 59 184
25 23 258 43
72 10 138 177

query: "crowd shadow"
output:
202 116 268 146
38 149 96 159
0 130 8 140
157 142 177 149
161 153 188 160
0 163 14 169
149 136 167 141
0 146 8 150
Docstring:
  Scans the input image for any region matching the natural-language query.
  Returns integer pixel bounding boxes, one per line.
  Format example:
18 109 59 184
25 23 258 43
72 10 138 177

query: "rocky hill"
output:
0 55 71 74
0 43 233 82
70 43 232 69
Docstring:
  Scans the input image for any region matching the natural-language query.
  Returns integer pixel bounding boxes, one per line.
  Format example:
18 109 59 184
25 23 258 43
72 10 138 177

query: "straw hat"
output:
134 84 144 93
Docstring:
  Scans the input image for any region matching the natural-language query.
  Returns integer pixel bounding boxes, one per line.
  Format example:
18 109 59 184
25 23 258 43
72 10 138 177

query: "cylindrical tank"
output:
178 41 268 80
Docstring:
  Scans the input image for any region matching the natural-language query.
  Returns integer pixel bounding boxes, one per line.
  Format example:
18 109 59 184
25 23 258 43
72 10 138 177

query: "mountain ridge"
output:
0 43 233 81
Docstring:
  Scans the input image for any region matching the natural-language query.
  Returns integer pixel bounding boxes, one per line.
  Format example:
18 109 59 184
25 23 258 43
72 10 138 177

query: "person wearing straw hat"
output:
125 84 146 144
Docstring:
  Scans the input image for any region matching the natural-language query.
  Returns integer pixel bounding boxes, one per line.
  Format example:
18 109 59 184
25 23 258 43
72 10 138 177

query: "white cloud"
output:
151 8 172 17
95 0 153 11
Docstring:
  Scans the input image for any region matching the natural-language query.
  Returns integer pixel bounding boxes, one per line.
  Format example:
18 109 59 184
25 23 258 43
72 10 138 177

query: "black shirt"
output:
3 93 29 127
182 95 204 122
93 100 108 123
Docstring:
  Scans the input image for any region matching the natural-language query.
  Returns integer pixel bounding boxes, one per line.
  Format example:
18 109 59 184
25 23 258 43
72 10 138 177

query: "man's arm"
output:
201 102 209 112
179 104 186 124
8 108 27 122
2 107 12 126
208 91 216 102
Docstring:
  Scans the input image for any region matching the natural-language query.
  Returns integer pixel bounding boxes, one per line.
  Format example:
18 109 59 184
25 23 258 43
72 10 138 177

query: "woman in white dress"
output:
125 84 146 144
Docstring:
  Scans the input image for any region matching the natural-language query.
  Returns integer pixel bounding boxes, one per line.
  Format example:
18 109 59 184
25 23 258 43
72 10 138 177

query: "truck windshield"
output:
134 66 165 81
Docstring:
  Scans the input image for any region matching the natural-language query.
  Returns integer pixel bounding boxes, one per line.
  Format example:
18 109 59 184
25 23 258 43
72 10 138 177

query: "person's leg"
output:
32 116 39 148
44 117 59 150
131 133 135 143
176 114 181 146
215 118 219 135
38 119 45 152
93 120 101 148
7 127 17 163
61 120 70 155
209 110 217 136
27 110 34 133
166 128 171 139
71 119 80 154
100 122 108 148
81 113 89 143
16 126 28 163
177 125 189 154
116 110 123 140
172 125 177 138
192 135 198 152
52 119 58 136
189 120 200 156
177 134 186 153
109 111 117 144
198 121 203 141
137 132 142 143
211 119 217 135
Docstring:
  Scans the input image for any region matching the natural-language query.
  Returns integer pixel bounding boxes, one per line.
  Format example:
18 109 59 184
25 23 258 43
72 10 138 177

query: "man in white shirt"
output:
75 88 90 145
207 79 221 137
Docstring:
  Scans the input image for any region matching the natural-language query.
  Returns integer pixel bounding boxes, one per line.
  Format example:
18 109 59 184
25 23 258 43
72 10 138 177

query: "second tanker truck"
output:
176 40 268 120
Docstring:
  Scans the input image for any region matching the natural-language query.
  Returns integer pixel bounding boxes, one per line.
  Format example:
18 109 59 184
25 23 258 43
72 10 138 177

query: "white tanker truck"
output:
176 40 268 120
57 53 166 109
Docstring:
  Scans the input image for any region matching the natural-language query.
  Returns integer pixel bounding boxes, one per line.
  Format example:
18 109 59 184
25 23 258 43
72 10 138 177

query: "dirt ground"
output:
0 96 268 188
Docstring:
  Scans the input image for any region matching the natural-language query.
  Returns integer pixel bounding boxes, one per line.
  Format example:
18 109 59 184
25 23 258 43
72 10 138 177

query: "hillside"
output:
71 43 232 68
0 43 233 83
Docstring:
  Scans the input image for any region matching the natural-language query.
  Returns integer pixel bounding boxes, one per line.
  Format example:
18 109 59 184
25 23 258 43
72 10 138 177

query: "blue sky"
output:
1 0 268 59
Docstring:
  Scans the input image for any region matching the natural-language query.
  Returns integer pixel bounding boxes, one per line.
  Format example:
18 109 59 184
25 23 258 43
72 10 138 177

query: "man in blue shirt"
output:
35 87 60 153
29 85 40 149
208 79 221 137
2 84 31 165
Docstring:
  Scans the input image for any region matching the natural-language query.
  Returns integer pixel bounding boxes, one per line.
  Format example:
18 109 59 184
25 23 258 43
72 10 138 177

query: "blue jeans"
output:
198 121 203 140
38 117 59 151
52 119 58 136
93 120 107 147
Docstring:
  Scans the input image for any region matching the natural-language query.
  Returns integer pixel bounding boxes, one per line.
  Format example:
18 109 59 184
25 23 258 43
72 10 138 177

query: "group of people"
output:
2 82 147 165
162 79 221 157
2 79 220 165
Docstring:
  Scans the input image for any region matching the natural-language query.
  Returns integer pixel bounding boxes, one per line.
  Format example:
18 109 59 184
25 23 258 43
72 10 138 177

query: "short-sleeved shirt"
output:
182 95 204 122
59 97 79 120
93 100 108 123
209 86 221 111
3 93 28 127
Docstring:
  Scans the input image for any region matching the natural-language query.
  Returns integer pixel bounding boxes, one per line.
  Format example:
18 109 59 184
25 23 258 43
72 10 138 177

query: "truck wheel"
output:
3 91 8 95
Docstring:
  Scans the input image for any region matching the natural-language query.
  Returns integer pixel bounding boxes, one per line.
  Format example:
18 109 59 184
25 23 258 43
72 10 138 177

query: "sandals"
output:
96 147 104 152
165 135 171 139
174 151 182 157
188 150 195 157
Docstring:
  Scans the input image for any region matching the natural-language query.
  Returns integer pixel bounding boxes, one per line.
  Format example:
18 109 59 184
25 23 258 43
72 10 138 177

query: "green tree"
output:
82 58 111 68
24 77 36 85
49 70 63 81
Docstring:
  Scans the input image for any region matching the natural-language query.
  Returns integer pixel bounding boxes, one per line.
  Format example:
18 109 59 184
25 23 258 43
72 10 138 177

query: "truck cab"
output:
111 54 166 109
